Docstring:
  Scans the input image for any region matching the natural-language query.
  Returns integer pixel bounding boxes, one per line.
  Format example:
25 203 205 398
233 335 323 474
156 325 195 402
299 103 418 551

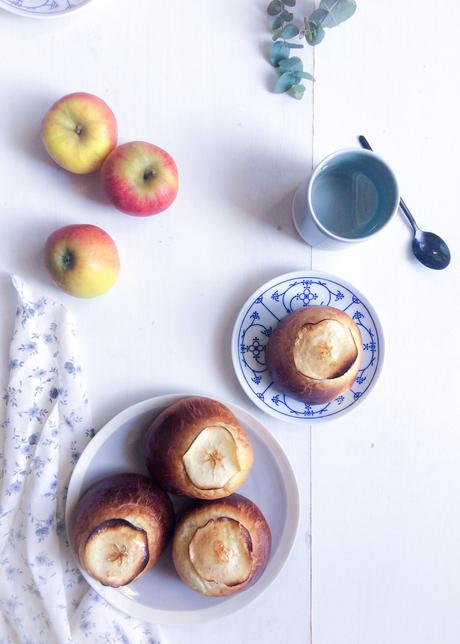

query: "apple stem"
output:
62 250 74 270
75 124 84 136
143 169 156 182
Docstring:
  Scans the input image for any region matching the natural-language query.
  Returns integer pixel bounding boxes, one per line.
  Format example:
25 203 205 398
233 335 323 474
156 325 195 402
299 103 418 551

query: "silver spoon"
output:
358 135 451 270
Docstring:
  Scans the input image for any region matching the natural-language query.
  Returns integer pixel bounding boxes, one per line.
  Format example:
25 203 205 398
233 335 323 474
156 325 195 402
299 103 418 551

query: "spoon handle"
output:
358 135 372 152
398 197 418 234
358 135 418 234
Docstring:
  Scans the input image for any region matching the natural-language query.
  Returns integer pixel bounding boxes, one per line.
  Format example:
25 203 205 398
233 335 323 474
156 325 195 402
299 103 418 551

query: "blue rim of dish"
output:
231 271 384 423
0 0 93 18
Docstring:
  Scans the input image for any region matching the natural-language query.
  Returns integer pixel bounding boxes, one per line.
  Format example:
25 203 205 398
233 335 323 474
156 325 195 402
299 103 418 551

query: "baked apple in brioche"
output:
71 473 174 588
173 494 271 597
266 305 362 405
144 397 253 499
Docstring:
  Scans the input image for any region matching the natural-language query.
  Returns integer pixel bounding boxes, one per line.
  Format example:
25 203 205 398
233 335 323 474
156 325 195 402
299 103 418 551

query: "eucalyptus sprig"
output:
267 0 357 98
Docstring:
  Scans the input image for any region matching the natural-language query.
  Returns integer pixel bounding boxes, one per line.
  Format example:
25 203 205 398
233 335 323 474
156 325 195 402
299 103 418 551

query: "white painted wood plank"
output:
311 1 460 643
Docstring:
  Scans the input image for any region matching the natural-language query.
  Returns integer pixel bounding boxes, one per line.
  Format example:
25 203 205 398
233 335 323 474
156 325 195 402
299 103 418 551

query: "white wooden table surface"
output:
0 1 458 643
312 2 460 643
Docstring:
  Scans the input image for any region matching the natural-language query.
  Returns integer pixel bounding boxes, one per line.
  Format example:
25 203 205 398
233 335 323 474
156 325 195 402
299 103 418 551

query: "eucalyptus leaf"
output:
279 56 303 73
291 84 306 100
274 71 296 93
267 0 356 100
270 41 290 66
279 9 293 21
280 23 299 39
267 0 283 16
309 8 328 25
319 0 356 27
304 19 325 45
294 71 315 81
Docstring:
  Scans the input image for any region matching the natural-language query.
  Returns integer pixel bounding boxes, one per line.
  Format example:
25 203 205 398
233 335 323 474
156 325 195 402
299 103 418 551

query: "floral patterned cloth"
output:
0 277 163 644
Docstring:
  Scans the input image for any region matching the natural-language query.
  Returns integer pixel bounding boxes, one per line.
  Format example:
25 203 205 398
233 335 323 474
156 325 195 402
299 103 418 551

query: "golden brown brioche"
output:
144 397 254 500
71 473 174 588
172 494 271 597
266 305 362 405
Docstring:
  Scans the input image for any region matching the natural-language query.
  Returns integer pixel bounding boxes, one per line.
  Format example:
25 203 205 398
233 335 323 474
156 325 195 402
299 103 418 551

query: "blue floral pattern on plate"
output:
232 271 384 423
0 0 91 17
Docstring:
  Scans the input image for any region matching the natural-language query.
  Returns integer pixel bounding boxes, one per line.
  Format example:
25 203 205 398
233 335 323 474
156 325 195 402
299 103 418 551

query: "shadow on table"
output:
210 141 309 244
7 91 57 169
0 271 18 388
15 218 61 288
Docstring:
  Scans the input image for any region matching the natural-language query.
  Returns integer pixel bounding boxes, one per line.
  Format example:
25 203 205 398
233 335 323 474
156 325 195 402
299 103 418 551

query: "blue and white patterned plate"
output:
0 0 93 18
232 271 384 424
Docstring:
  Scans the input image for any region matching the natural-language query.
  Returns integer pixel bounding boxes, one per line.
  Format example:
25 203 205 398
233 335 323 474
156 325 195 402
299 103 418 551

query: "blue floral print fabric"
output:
0 277 163 644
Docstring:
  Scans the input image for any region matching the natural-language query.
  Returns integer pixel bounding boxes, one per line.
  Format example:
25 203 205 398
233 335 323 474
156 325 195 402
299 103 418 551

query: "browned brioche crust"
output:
144 397 254 499
172 494 271 597
71 473 174 584
265 305 363 405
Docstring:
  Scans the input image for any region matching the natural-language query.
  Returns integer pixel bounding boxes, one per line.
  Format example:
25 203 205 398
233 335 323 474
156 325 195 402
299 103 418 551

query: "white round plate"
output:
232 271 384 424
65 393 299 625
0 0 93 18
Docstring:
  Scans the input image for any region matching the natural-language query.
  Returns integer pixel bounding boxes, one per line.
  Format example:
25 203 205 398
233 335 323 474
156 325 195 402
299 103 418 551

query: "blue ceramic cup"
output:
292 148 399 249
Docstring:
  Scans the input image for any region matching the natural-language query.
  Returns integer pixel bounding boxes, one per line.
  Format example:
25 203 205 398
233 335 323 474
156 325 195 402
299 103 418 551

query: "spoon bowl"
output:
412 229 451 270
358 135 451 271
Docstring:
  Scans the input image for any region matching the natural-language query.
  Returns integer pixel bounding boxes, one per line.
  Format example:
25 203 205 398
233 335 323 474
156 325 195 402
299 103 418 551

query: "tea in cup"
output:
292 149 399 248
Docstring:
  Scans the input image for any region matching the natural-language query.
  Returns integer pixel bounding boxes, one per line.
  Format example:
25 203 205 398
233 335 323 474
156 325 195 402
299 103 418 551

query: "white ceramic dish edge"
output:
65 393 300 625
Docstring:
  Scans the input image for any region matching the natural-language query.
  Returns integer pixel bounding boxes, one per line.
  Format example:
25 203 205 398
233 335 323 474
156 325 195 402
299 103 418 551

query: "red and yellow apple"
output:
45 224 120 298
41 92 117 174
100 141 178 216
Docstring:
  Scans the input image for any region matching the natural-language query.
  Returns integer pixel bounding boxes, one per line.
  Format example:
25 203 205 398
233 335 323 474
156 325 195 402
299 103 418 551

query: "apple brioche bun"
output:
266 305 363 405
172 494 271 597
144 397 254 500
71 473 174 588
